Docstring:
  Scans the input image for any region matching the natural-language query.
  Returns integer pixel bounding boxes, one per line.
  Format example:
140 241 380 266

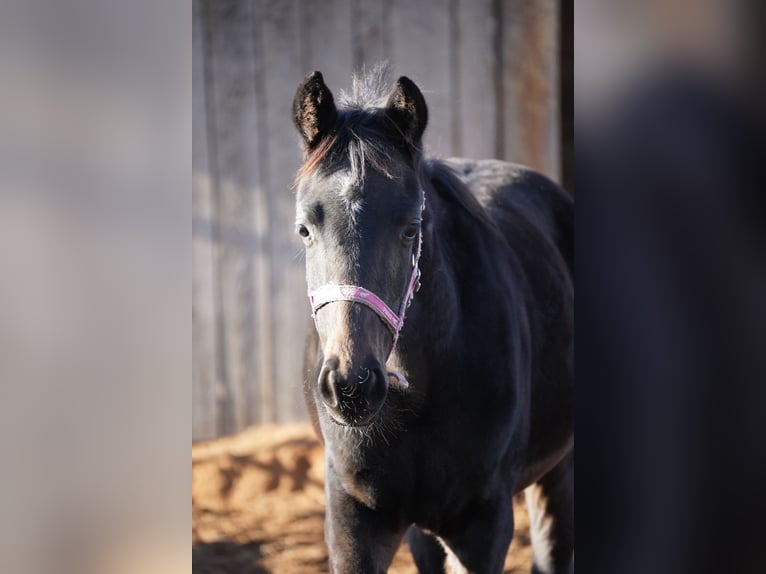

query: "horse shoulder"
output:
444 158 571 259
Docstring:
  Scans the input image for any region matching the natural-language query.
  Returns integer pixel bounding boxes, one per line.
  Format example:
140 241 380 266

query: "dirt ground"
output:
192 422 532 573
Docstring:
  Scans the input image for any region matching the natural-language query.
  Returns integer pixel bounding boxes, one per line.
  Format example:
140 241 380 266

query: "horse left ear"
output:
385 76 428 148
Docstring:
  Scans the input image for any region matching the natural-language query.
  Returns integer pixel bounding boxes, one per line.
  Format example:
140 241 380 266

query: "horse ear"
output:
293 71 338 150
385 76 428 147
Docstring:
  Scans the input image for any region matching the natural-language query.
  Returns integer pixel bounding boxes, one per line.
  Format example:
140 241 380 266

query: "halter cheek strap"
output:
308 193 425 354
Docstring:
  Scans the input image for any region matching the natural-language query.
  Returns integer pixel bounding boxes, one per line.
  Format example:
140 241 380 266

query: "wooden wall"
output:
193 0 561 441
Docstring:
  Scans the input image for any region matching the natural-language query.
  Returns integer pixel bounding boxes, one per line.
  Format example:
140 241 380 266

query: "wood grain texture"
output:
455 0 498 160
502 0 560 179
205 0 260 436
390 0 453 156
192 0 218 441
351 0 392 71
301 0 354 90
260 0 310 423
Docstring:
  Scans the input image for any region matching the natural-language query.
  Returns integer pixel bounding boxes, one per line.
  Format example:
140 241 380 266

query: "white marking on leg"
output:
436 537 468 574
525 483 555 574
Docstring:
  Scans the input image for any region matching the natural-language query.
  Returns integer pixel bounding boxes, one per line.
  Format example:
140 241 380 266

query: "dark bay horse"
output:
292 68 573 574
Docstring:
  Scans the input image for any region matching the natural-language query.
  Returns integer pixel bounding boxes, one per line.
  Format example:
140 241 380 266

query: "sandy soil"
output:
192 422 532 573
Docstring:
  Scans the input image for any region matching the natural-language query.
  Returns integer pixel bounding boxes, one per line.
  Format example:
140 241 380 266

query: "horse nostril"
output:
318 358 389 420
318 364 339 408
358 367 371 384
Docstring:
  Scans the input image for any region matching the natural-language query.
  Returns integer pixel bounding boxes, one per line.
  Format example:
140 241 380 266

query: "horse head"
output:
292 70 428 426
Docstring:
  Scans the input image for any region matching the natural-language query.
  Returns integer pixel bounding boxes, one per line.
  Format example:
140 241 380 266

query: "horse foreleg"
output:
323 463 405 574
408 525 447 573
436 494 516 574
525 449 574 574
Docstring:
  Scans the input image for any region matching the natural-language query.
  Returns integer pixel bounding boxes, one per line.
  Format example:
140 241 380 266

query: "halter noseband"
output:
308 192 425 355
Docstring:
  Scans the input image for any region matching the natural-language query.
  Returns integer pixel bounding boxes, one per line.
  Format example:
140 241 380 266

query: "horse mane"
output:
423 159 506 243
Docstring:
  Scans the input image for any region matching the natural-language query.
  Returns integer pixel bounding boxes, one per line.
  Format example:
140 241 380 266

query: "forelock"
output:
294 114 401 187
337 62 393 110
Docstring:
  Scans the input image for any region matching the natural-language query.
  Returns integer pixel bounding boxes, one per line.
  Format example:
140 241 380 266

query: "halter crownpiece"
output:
308 190 426 357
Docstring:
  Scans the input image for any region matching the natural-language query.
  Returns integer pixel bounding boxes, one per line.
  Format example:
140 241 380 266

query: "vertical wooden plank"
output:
300 0 354 91
206 0 261 435
455 0 498 159
502 0 560 180
259 0 310 423
350 0 392 71
390 0 453 156
192 0 217 442
251 2 277 426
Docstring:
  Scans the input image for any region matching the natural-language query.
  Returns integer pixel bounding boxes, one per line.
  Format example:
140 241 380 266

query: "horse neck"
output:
390 181 462 368
390 167 517 367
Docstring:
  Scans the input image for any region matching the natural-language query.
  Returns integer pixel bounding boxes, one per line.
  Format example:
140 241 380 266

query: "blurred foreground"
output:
192 423 532 573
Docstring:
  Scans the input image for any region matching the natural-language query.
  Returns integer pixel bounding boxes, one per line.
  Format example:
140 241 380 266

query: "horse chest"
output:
328 445 413 510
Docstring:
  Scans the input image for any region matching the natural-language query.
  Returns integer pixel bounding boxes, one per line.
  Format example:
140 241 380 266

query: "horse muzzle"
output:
317 356 388 426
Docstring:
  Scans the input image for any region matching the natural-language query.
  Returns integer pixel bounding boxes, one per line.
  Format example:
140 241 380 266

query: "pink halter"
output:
308 193 425 354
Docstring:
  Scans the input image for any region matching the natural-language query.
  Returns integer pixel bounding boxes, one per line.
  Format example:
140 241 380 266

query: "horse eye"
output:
296 224 310 239
402 224 419 241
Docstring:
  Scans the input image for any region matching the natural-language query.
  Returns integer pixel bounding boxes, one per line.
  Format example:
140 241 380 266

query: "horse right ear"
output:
293 71 338 151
